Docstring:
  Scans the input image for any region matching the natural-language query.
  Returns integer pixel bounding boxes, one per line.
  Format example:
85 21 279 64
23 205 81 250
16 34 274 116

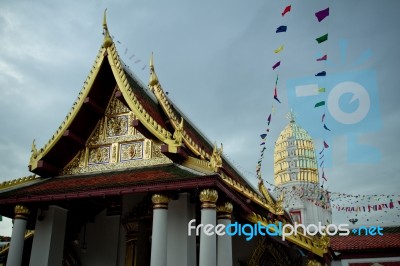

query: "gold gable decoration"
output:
61 90 171 175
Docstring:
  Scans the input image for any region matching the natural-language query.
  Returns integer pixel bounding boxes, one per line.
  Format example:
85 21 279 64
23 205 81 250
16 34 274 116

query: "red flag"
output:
281 5 291 16
323 141 329 148
316 54 327 61
274 87 281 103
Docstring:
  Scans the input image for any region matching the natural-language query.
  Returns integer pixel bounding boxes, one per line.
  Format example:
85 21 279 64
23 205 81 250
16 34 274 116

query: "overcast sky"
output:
1 0 399 235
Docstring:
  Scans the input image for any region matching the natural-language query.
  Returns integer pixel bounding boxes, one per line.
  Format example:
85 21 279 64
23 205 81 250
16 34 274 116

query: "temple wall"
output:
79 210 120 266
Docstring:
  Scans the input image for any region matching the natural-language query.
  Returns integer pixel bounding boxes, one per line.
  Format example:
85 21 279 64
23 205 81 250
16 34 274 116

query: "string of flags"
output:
313 7 330 184
111 35 148 71
256 2 291 180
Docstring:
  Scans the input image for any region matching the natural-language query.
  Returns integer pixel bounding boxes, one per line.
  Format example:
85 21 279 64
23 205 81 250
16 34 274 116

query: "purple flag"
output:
315 8 329 22
272 61 281 70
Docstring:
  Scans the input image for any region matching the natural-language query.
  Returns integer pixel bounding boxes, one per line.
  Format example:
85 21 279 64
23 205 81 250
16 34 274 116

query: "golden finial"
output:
286 108 297 123
102 9 113 48
149 52 159 87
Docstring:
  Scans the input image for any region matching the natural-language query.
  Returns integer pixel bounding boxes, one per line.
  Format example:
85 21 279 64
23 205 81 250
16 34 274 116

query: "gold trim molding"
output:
217 202 233 220
15 205 30 220
151 194 170 209
199 189 218 209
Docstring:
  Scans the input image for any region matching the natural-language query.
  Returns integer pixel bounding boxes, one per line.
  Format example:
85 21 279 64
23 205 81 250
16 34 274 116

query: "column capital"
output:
151 194 170 209
217 202 233 220
199 189 218 209
14 205 30 220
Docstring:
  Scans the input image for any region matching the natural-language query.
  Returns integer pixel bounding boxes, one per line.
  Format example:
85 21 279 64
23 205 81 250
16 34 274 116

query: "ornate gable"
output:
61 89 170 175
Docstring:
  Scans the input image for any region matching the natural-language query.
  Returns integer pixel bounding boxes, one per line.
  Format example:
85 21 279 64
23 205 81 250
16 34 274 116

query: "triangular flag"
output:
267 114 272 125
272 61 281 70
274 45 284 54
274 87 281 103
260 142 265 146
315 71 326 76
323 141 329 148
315 8 330 22
275 75 279 85
316 54 328 61
322 113 326 122
260 134 267 139
282 5 291 16
316 33 328 44
276 26 287 33
318 88 326 92
314 101 325 108
323 124 331 131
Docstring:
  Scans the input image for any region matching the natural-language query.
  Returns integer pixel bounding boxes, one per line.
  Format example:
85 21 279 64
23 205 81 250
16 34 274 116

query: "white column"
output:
199 189 218 266
29 205 68 266
150 194 170 266
7 205 30 266
217 202 233 266
167 193 196 266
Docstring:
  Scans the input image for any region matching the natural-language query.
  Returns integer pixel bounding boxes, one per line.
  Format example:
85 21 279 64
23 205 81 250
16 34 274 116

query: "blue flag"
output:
276 26 287 33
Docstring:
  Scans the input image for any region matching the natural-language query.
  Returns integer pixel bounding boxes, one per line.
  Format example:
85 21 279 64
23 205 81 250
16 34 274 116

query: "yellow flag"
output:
274 45 284 54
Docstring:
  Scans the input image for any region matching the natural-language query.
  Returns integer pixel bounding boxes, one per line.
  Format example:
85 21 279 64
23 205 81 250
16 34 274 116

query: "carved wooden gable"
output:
61 88 171 175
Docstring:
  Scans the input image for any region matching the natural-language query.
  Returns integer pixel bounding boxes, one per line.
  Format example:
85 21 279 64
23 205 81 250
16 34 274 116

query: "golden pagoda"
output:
274 111 319 186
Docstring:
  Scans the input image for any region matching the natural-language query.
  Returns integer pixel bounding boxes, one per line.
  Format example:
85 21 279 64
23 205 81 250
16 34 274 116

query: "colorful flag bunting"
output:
282 5 292 16
315 71 326 76
323 124 331 131
274 45 284 54
316 33 328 44
314 101 325 108
272 61 281 70
276 26 287 33
316 54 328 61
323 141 329 148
315 8 330 22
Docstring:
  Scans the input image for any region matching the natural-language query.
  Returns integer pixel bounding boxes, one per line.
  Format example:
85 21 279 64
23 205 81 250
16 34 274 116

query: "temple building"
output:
273 112 332 228
0 12 332 266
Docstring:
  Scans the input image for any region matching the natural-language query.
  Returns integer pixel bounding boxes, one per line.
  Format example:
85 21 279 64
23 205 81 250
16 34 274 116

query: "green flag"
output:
314 101 325 108
318 88 326 92
316 33 328 44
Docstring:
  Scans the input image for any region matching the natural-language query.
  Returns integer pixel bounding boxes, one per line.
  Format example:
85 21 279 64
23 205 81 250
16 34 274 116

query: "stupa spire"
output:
286 108 297 123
